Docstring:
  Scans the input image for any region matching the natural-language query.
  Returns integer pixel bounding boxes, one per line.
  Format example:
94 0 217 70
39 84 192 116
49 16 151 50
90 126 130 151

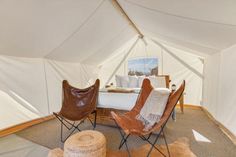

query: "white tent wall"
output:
202 53 221 117
99 38 203 105
218 45 236 135
161 46 203 105
0 56 48 130
97 36 139 86
0 55 98 130
203 45 236 136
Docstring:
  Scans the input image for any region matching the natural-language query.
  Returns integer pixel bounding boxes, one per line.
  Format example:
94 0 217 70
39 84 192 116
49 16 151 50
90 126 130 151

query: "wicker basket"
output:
64 130 106 157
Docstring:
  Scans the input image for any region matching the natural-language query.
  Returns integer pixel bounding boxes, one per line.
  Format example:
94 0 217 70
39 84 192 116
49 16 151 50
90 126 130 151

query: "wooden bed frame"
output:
157 75 170 88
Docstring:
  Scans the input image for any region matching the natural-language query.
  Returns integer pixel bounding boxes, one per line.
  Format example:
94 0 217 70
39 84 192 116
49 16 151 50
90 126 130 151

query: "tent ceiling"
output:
46 0 136 63
119 0 236 54
125 0 236 26
0 0 105 58
0 0 236 63
81 28 136 65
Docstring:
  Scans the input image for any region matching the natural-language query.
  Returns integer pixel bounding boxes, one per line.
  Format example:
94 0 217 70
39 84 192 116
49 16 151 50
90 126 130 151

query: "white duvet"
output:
98 88 140 110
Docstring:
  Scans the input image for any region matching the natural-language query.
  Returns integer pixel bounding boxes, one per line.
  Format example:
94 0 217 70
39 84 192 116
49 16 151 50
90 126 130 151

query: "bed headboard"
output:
156 75 170 88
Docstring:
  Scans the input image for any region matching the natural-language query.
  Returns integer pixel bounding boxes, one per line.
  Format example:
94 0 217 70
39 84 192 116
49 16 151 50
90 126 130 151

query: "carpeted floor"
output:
48 137 197 157
16 108 236 157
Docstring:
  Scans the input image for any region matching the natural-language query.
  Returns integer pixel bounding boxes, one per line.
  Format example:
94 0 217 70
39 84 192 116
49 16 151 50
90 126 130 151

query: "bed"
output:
97 75 170 111
98 88 140 110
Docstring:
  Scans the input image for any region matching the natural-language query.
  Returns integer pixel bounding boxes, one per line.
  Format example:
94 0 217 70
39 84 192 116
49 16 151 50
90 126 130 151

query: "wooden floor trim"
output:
176 104 202 110
1 105 236 146
176 104 236 145
0 115 55 138
202 107 236 145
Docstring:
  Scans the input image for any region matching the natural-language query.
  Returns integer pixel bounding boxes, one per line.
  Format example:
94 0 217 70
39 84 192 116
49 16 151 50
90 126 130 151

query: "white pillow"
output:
138 75 146 87
120 76 129 88
115 75 122 87
128 75 138 88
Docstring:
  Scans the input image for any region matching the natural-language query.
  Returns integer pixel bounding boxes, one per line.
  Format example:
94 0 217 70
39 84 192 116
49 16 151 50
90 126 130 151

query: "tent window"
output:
128 57 158 76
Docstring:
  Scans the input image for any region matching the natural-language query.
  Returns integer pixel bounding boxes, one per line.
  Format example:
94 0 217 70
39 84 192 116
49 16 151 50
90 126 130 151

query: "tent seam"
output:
80 25 133 64
150 38 204 79
141 26 220 52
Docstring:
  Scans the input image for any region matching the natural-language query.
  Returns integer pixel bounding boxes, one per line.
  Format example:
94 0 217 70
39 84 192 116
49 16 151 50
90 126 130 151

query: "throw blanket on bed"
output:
137 88 171 131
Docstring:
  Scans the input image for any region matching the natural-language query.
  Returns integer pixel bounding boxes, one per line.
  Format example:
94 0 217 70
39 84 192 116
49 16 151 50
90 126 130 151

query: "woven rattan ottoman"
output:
48 130 106 157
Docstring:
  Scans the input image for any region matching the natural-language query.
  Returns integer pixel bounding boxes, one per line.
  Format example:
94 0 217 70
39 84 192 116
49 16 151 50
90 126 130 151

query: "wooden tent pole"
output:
112 0 144 38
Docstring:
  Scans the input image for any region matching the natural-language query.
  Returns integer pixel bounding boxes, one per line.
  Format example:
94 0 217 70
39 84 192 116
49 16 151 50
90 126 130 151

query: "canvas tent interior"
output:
0 0 236 151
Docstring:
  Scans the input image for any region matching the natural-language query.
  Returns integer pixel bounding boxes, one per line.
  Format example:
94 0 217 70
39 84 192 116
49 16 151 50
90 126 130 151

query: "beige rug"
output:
49 138 196 157
17 108 236 157
107 137 196 157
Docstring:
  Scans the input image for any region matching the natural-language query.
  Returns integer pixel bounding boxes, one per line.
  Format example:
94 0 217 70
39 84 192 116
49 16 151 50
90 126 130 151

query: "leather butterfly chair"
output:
111 79 185 157
53 79 100 142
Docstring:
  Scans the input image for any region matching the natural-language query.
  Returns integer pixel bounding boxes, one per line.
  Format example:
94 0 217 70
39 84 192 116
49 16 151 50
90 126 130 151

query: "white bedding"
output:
98 90 140 110
98 83 169 111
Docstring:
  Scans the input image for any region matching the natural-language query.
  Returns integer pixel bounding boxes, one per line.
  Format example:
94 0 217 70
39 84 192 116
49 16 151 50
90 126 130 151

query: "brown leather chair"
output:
111 79 185 157
54 79 100 142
